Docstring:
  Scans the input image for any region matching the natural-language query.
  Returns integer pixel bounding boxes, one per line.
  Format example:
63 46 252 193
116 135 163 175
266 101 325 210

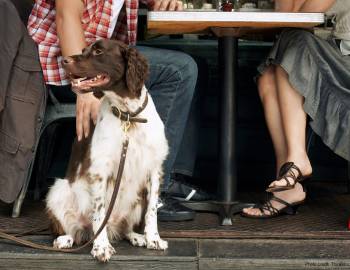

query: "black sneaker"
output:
157 194 196 222
167 174 214 201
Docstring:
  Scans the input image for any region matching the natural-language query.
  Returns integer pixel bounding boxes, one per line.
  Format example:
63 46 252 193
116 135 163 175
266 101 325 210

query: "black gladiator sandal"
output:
241 195 305 219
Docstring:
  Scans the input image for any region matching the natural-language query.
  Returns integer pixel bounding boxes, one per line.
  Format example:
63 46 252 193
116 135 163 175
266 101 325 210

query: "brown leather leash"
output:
0 139 129 253
0 93 149 253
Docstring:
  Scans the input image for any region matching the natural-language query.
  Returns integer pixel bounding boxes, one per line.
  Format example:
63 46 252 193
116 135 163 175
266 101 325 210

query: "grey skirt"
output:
258 29 350 161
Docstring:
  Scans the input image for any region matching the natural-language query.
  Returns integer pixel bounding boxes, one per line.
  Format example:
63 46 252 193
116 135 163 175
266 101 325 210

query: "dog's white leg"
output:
125 232 147 247
47 179 88 248
144 168 168 250
89 175 116 262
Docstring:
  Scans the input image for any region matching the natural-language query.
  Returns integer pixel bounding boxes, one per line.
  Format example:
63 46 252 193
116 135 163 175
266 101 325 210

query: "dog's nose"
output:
62 56 74 65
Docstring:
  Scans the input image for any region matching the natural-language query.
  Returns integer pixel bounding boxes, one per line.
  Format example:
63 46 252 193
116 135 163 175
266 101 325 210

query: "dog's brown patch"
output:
65 128 94 183
47 209 65 236
107 174 115 186
133 186 148 233
62 39 149 99
74 229 93 245
125 47 149 98
97 203 104 211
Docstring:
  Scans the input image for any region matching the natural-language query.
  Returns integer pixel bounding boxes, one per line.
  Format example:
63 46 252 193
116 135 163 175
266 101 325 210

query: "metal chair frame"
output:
12 93 76 218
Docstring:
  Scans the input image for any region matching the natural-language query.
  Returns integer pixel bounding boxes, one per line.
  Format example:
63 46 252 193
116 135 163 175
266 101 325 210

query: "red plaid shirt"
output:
27 0 141 85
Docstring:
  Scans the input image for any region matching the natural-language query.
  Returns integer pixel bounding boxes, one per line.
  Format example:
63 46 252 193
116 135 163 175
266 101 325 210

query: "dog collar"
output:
111 93 148 123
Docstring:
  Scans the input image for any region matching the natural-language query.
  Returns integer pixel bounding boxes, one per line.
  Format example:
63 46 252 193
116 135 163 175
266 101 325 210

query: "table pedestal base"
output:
181 201 254 226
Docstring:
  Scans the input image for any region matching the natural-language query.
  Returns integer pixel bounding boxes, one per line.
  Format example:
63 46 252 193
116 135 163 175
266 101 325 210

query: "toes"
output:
130 236 147 247
146 237 168 250
91 244 116 262
269 180 279 187
243 208 263 216
269 179 285 188
53 235 74 249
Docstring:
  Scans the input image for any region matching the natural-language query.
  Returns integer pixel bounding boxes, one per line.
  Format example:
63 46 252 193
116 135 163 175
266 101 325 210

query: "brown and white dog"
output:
46 39 169 262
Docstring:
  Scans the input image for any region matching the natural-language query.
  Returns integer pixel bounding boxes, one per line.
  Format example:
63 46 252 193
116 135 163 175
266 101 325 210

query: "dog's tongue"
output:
71 74 110 91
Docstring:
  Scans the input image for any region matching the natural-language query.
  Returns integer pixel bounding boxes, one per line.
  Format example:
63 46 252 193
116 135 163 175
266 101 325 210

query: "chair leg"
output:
33 123 59 200
347 162 350 194
12 160 35 218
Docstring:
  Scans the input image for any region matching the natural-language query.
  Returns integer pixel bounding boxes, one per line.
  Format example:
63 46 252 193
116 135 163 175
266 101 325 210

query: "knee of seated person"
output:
257 67 276 101
169 52 198 81
280 29 315 50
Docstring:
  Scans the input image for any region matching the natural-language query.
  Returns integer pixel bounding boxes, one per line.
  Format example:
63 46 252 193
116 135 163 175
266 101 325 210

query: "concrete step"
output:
2 236 350 270
0 236 197 270
199 239 350 270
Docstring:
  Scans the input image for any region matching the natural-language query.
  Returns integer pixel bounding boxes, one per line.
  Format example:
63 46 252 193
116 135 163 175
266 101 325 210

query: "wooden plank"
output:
199 239 350 270
147 21 320 35
199 239 350 259
199 258 350 270
160 230 350 240
0 236 197 269
147 11 324 34
148 11 325 23
0 259 198 270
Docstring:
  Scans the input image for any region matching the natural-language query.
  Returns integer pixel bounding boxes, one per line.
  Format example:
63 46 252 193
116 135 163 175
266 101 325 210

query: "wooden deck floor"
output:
1 182 350 269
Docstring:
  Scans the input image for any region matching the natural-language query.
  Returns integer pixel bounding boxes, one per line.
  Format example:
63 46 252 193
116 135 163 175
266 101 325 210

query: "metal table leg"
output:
182 36 253 225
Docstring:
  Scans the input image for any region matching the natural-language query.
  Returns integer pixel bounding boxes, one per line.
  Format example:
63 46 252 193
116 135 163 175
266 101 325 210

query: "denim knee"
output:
173 52 198 82
166 52 198 97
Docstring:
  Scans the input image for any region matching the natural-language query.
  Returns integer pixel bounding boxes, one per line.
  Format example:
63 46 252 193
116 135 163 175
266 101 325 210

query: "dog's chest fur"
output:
87 87 167 230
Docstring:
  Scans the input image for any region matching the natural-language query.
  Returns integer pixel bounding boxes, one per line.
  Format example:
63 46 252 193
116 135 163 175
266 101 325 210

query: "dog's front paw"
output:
91 243 116 262
53 235 74 249
146 235 168 250
129 234 147 247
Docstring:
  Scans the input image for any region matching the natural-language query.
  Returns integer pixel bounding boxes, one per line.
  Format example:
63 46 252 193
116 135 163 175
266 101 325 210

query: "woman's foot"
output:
242 183 306 217
267 157 312 192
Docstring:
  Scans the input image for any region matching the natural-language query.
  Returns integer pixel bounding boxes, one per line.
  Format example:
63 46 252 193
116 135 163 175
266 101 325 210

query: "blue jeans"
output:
136 46 198 190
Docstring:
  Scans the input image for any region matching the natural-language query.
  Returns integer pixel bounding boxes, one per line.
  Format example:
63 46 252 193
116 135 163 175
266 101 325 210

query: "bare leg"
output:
257 66 287 171
243 66 307 217
268 66 312 190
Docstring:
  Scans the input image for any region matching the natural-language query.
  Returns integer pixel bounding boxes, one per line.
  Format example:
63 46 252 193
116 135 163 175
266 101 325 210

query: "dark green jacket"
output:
0 0 46 203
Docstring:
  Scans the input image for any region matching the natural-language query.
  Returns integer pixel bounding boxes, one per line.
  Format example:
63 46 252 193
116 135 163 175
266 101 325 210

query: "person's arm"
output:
298 0 336 12
274 0 335 12
151 0 183 11
274 0 294 12
56 0 86 56
56 0 101 141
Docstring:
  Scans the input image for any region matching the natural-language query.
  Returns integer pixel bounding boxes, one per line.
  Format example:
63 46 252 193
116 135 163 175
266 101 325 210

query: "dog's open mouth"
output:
70 74 110 91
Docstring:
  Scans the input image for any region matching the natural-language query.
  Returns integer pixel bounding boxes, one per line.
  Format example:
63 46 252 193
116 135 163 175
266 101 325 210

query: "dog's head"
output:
62 39 149 99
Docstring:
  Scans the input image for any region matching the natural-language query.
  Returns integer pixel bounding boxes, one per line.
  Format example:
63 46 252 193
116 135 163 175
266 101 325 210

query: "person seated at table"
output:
242 0 350 218
27 0 207 221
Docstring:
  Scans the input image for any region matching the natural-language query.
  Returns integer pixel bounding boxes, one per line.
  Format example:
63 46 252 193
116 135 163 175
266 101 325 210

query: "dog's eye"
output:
93 49 103 56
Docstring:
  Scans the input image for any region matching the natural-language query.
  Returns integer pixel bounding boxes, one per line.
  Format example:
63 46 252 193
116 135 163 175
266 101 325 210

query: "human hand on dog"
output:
152 0 183 11
76 92 101 141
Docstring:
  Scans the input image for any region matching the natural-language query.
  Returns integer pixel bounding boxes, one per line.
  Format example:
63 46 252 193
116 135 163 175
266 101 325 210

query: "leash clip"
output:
123 114 131 133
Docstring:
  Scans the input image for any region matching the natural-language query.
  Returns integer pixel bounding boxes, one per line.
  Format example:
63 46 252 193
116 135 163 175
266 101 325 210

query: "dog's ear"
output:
124 47 149 97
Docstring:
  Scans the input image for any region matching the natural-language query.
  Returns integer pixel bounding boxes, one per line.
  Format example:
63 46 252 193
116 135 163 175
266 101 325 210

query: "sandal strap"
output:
256 195 281 216
278 162 293 177
259 201 279 215
270 195 292 208
256 195 292 217
282 175 293 187
288 163 303 178
278 162 304 186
